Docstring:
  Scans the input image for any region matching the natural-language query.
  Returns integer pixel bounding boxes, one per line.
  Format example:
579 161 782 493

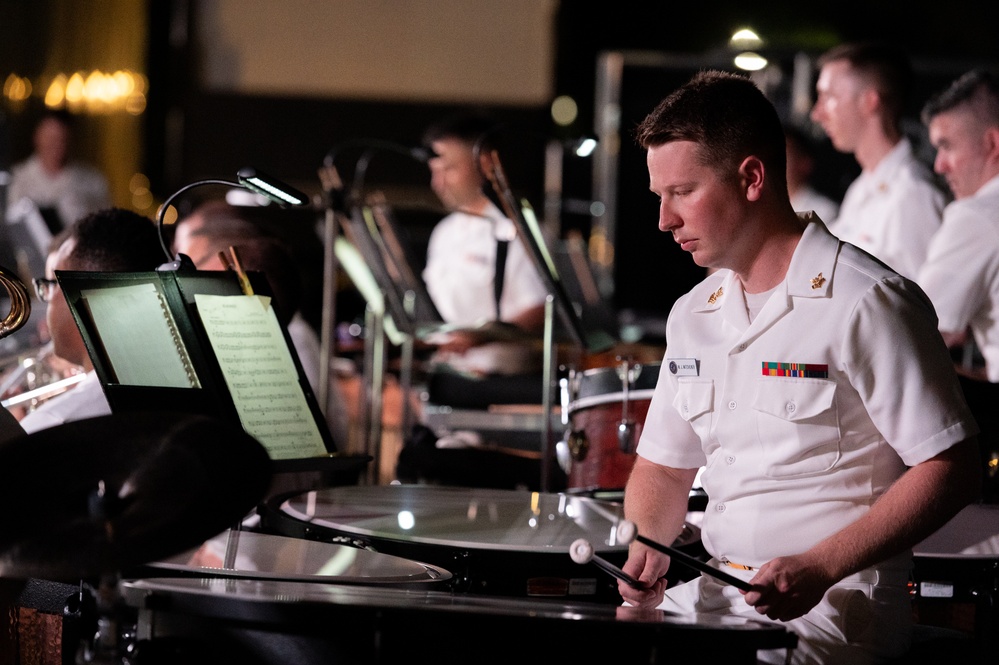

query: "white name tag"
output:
667 358 698 376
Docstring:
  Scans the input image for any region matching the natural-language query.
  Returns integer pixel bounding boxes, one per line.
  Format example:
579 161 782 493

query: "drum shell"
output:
910 504 999 652
565 362 659 492
120 576 798 665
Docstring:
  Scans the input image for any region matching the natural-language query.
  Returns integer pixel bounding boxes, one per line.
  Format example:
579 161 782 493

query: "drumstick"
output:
570 538 645 589
616 520 753 592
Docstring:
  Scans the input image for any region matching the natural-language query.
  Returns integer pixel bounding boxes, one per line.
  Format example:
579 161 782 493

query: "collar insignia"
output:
707 287 724 305
810 272 826 289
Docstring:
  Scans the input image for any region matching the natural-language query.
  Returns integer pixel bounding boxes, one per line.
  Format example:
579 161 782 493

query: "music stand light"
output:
155 167 309 270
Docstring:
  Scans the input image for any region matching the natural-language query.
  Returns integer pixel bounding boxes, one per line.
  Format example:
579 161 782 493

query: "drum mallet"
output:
570 538 645 589
615 520 753 592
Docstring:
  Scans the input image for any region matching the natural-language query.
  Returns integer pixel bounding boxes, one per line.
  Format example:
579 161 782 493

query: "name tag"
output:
667 358 699 376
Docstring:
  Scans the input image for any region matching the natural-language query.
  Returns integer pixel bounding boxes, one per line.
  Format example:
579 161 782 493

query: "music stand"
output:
363 195 442 328
57 268 369 485
482 151 617 490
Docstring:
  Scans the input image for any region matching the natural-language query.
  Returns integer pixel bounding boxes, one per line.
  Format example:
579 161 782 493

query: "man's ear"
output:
860 86 881 116
476 148 495 178
984 126 999 164
739 156 766 202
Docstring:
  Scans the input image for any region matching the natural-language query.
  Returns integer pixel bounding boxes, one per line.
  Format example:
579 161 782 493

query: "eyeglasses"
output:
33 277 59 303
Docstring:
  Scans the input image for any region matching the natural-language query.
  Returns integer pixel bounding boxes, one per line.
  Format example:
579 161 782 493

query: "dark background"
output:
4 1 999 338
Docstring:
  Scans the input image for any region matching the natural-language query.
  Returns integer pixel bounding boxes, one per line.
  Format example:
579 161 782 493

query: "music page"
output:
81 282 200 388
194 293 326 460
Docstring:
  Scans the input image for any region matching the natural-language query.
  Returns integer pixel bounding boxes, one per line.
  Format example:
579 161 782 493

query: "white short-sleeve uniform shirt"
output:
423 199 547 326
919 174 999 382
638 217 976 570
827 138 947 280
422 200 549 375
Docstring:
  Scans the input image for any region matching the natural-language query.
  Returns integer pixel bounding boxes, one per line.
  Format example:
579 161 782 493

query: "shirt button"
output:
738 344 747 352
726 455 736 464
716 503 726 512
785 401 796 414
728 400 737 410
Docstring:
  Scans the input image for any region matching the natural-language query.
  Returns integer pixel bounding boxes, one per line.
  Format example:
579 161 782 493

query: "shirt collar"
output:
692 213 836 313
971 172 999 200
784 213 837 299
856 137 913 193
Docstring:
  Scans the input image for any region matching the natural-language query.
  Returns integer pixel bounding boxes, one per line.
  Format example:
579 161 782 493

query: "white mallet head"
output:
616 520 637 544
569 538 594 564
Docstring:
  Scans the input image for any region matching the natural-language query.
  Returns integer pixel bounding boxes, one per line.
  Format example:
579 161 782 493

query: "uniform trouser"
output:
657 561 912 665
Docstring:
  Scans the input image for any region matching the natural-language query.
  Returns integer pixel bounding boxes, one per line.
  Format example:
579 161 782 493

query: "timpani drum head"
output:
261 485 673 600
136 530 451 587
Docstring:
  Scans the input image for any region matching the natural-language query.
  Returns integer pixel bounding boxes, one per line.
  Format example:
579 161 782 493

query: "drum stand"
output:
73 573 140 665
540 295 557 491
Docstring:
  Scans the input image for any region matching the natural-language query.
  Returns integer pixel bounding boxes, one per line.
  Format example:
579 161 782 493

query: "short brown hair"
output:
817 42 912 130
635 70 786 188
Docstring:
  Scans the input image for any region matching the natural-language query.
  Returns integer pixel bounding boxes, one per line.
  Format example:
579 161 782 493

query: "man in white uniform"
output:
420 113 549 405
617 70 981 665
9 109 111 232
811 42 946 280
19 208 163 433
918 69 999 503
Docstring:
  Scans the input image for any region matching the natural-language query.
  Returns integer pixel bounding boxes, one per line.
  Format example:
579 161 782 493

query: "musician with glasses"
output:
19 208 163 433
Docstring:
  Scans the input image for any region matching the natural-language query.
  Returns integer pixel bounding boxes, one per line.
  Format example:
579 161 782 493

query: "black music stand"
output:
481 153 617 490
57 268 369 487
361 196 442 329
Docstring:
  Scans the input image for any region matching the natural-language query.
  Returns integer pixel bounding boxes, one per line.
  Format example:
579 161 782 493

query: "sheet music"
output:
194 293 326 460
81 282 200 388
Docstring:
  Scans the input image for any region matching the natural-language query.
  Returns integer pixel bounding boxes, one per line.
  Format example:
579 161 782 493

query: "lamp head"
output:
155 168 308 270
236 167 309 207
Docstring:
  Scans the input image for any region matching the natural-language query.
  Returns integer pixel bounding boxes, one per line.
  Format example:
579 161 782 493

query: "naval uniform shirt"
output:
422 199 548 375
919 174 999 382
828 138 946 281
637 216 976 569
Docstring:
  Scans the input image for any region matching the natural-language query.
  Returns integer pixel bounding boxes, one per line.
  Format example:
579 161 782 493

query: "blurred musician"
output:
810 42 946 281
8 109 111 234
420 112 549 408
172 200 322 389
19 208 163 433
918 69 999 502
617 70 980 664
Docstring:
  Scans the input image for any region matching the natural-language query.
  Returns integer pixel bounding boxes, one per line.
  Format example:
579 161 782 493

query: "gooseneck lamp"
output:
155 167 309 270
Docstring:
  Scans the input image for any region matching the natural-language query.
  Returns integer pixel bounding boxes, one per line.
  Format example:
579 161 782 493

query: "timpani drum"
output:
133 530 452 588
911 503 999 650
119 576 798 665
562 361 660 492
259 485 701 602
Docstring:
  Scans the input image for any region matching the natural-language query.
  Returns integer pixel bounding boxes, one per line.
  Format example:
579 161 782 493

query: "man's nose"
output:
659 207 679 233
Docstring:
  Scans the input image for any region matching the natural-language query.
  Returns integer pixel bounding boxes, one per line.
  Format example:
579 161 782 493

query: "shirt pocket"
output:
752 377 841 478
672 378 714 440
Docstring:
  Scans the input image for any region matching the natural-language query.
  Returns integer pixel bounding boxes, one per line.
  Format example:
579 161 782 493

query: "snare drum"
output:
260 485 701 602
562 361 660 492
